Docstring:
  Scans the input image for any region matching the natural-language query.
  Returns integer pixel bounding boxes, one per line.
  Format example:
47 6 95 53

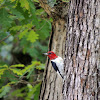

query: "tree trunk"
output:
63 0 100 100
39 19 66 100
38 1 68 100
39 0 100 100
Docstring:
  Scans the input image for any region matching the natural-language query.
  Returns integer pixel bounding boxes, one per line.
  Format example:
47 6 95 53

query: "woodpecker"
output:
43 51 64 79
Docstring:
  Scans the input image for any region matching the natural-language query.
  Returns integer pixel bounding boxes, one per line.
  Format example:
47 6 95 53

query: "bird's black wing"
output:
51 61 58 72
51 61 63 79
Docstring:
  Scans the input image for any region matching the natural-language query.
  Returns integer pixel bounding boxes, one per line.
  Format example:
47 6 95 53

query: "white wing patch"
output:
51 56 64 78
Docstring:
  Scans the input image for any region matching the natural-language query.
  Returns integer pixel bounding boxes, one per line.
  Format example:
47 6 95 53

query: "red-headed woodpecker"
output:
43 51 64 79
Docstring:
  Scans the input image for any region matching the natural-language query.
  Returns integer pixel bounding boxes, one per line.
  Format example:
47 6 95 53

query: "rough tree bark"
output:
39 0 100 100
39 19 66 100
63 0 100 100
39 0 68 100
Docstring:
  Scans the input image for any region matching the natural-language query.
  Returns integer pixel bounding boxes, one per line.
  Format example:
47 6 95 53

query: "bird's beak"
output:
43 53 48 55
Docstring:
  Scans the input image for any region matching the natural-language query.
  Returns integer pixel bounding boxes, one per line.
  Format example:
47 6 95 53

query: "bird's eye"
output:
48 53 52 54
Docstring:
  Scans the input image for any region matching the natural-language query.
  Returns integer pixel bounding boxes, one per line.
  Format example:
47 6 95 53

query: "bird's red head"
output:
43 51 58 60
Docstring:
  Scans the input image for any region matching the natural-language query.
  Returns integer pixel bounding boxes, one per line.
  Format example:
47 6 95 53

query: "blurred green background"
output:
0 0 52 100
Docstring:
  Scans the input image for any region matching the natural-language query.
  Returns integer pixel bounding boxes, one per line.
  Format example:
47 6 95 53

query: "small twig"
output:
0 34 11 43
22 73 43 78
18 80 42 85
1 76 18 80
37 21 46 30
1 70 43 80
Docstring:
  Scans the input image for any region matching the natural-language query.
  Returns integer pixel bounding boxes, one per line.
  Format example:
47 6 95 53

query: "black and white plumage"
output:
51 56 64 79
43 51 64 79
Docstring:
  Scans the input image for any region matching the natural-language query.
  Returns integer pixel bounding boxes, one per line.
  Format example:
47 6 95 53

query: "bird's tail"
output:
57 69 64 79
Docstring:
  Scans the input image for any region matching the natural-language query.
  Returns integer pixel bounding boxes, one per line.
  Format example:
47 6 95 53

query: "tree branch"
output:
38 0 54 15
0 34 11 43
38 0 69 20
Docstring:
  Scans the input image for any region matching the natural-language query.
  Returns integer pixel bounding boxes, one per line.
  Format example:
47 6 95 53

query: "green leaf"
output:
0 8 12 27
25 83 41 100
36 8 44 15
20 37 31 54
26 68 34 79
0 86 11 98
37 20 51 40
19 29 28 39
3 70 18 82
33 83 41 100
20 61 41 79
26 45 39 58
25 41 48 62
0 69 6 78
0 83 12 98
0 65 8 68
10 26 22 31
27 30 39 43
10 64 25 68
10 68 22 75
25 84 34 100
11 87 26 97
23 23 33 29
36 64 45 70
10 8 25 19
19 0 30 10
28 0 39 28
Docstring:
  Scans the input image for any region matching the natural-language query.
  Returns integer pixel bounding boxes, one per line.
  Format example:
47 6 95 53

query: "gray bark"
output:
63 0 100 100
39 0 100 100
39 1 68 99
40 19 66 100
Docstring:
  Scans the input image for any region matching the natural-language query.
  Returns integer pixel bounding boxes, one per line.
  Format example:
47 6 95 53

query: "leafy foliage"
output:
10 64 25 67
0 82 15 98
0 62 44 99
0 84 11 98
11 87 27 98
25 83 41 100
0 0 51 99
